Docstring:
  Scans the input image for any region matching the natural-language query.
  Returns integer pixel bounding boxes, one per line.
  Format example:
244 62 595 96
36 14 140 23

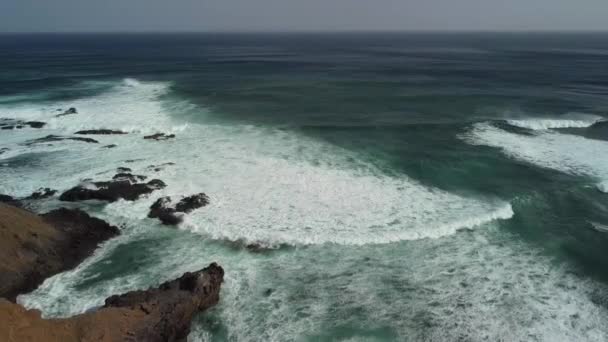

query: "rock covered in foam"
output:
149 193 210 225
112 172 148 183
0 263 223 342
0 204 119 302
0 118 46 130
144 133 176 141
60 175 166 203
25 188 57 200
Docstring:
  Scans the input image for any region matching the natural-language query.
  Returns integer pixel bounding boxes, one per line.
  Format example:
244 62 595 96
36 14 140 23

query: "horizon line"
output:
2 29 608 35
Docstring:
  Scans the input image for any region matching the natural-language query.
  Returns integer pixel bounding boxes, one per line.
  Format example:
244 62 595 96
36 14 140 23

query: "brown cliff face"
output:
0 204 120 302
0 263 224 342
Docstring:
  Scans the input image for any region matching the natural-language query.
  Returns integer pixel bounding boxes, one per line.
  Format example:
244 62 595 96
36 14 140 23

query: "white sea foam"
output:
465 122 608 190
7 79 608 341
506 113 604 130
0 78 513 245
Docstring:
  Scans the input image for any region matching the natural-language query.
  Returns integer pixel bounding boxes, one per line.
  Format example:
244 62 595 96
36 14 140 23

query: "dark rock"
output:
55 107 78 117
26 121 46 129
0 147 8 155
0 119 46 130
0 204 119 302
25 135 98 146
25 188 57 200
0 194 21 208
144 133 176 141
149 197 183 225
148 193 209 225
175 193 210 213
102 263 224 342
60 177 166 203
75 129 127 135
112 173 147 183
117 167 132 172
103 144 117 149
147 179 167 190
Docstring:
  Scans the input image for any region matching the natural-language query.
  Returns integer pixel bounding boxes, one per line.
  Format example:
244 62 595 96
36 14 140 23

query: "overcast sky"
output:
2 0 608 32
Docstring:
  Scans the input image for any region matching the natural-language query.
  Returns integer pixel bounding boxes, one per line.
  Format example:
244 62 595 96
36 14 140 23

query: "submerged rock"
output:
25 188 57 200
0 263 223 342
144 133 176 141
147 162 176 172
103 144 118 149
0 204 119 301
60 176 166 203
25 135 98 145
55 107 78 117
75 129 127 135
148 193 209 225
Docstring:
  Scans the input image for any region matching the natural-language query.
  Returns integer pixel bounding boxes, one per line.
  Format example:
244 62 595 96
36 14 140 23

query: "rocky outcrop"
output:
112 173 147 183
0 263 223 342
55 107 78 117
144 133 176 141
148 193 209 225
25 135 99 145
0 119 46 130
75 129 127 135
0 204 119 302
60 176 166 203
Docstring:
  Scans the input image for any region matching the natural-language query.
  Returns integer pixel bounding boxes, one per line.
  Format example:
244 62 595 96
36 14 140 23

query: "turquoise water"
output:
1 33 608 341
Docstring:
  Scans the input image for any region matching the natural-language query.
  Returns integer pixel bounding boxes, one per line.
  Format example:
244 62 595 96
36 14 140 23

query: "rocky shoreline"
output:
0 108 223 341
0 203 223 341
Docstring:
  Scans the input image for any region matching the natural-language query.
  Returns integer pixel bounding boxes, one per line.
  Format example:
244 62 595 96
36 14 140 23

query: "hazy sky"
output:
2 0 608 32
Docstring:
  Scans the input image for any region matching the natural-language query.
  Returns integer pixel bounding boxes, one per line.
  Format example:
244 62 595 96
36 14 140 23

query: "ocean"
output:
1 32 608 341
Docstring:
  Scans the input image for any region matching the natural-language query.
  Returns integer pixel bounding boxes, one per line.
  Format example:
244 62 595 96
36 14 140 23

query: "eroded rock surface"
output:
0 204 119 302
0 263 223 342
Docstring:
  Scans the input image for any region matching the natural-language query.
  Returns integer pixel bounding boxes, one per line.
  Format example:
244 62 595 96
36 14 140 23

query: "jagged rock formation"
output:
0 263 223 342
